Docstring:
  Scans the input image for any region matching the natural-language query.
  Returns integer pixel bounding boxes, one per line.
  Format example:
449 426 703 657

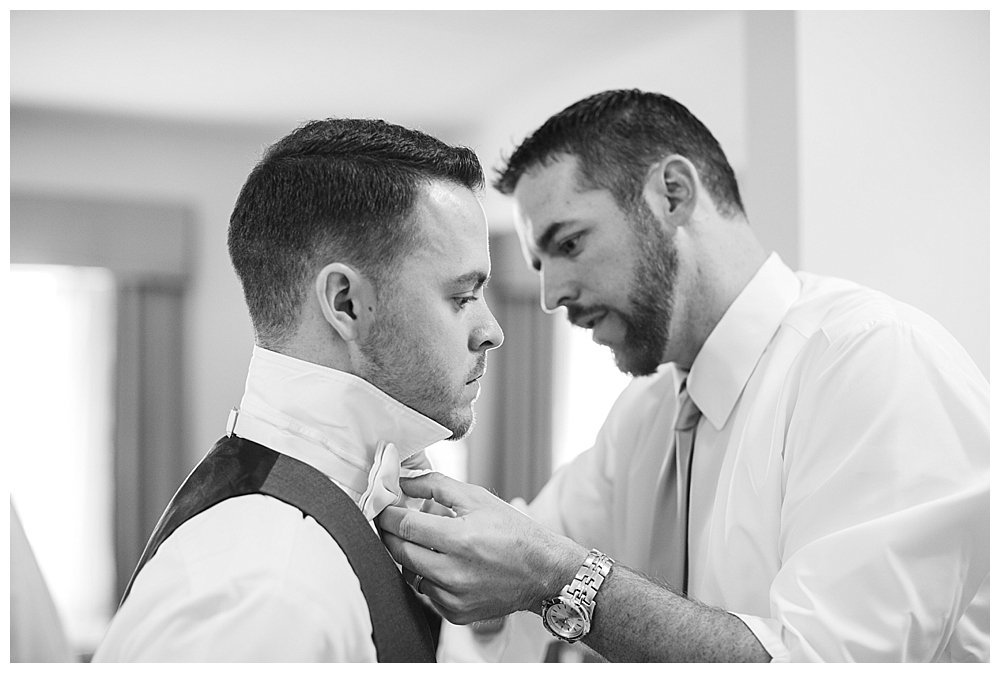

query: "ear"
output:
643 154 699 228
315 263 377 342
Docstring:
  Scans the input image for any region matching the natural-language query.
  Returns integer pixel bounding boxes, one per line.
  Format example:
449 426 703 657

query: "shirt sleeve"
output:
525 438 613 544
760 316 989 661
526 373 668 550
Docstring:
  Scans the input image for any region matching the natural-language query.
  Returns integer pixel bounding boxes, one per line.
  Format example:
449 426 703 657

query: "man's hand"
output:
377 472 587 624
381 472 770 662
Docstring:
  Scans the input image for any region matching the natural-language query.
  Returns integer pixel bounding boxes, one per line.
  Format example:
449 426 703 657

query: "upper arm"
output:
526 374 673 553
771 319 989 661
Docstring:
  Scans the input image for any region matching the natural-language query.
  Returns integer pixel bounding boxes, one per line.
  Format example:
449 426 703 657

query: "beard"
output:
357 294 477 440
609 203 677 377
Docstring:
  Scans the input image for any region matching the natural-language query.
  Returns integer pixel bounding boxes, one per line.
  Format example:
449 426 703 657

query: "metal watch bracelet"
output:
567 549 615 610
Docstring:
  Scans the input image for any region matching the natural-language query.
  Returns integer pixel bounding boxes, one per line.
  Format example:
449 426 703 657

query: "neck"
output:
265 326 355 376
668 216 768 370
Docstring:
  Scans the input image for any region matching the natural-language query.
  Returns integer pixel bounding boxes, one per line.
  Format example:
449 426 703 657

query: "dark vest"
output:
121 434 438 662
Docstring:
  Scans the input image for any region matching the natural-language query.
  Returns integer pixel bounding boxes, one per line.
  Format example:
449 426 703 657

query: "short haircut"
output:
493 89 744 218
228 118 485 347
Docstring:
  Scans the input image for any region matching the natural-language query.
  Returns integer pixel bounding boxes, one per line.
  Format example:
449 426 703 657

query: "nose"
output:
540 264 576 314
471 301 504 352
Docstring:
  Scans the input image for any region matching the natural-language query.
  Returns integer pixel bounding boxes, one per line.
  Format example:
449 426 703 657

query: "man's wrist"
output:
540 549 616 643
532 538 590 615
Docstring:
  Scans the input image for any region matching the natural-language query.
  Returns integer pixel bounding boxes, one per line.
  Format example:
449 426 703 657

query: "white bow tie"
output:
358 441 432 520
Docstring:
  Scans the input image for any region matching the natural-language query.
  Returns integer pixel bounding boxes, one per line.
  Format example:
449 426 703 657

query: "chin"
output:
442 407 476 440
613 346 663 377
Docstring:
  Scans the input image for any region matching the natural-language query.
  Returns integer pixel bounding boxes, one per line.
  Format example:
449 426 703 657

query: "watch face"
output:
544 601 587 639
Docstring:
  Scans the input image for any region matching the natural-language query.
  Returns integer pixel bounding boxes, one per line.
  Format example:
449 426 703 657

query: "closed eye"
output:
557 233 584 257
448 271 489 310
454 294 479 310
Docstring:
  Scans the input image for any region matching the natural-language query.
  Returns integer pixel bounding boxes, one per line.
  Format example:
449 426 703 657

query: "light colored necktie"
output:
648 381 703 593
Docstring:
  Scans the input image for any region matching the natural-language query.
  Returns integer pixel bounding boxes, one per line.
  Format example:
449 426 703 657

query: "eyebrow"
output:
449 270 490 291
535 220 571 255
527 220 571 271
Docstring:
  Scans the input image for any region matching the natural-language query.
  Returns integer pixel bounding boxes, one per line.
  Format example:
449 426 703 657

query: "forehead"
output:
511 155 621 260
512 154 587 223
403 180 491 279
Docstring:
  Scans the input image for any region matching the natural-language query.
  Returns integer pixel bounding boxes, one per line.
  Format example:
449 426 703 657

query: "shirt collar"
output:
229 345 451 517
687 253 801 430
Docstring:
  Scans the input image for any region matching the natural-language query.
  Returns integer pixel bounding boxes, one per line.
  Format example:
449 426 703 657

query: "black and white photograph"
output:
8 8 989 664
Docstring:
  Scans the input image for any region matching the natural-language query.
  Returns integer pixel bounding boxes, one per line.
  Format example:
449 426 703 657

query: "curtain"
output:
113 281 187 599
466 231 559 503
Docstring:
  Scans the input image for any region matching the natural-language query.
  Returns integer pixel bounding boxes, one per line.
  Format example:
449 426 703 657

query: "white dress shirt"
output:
93 346 450 662
444 253 989 662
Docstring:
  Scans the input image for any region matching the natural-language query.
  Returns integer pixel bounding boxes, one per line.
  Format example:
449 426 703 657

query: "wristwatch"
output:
540 549 615 642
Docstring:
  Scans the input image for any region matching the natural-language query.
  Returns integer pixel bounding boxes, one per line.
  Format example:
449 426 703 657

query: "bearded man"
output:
378 90 989 663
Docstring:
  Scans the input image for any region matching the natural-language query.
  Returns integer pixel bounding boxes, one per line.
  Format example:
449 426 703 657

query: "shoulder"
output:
787 272 907 340
109 494 376 661
786 272 983 384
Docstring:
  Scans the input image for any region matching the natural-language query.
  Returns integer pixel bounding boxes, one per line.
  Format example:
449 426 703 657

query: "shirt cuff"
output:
730 612 789 663
437 620 510 662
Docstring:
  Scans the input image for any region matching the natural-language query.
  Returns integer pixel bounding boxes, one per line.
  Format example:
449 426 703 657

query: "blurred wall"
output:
10 108 283 467
796 11 989 378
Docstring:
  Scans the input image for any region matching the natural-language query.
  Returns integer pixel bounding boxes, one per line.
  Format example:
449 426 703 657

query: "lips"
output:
569 308 608 331
590 311 626 347
466 363 487 385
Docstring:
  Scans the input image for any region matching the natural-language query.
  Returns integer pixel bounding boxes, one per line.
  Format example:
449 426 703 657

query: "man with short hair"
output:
93 118 503 662
378 90 989 662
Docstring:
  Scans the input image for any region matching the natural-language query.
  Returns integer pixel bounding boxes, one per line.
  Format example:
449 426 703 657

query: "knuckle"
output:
395 513 416 541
